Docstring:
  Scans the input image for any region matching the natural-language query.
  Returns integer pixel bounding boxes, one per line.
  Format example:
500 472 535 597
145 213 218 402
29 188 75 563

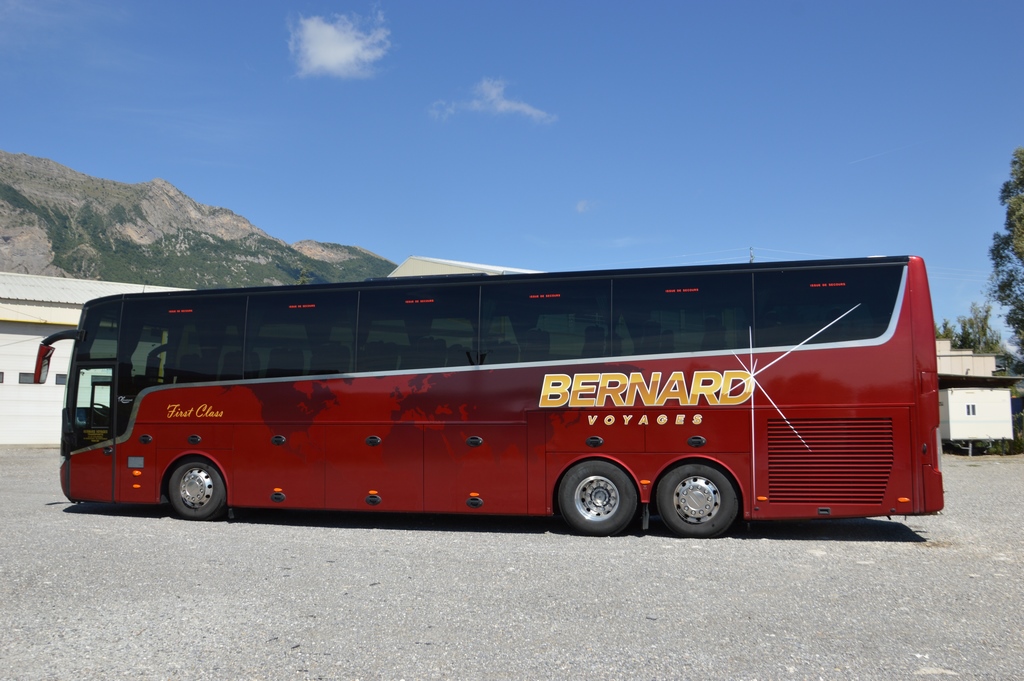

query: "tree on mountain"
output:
989 146 1024 369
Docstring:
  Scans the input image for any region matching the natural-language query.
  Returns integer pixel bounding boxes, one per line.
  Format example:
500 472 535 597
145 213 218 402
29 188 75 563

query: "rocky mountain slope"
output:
0 150 394 288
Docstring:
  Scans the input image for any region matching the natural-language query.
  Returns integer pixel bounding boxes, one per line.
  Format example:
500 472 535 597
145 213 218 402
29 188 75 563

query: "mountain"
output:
0 150 395 288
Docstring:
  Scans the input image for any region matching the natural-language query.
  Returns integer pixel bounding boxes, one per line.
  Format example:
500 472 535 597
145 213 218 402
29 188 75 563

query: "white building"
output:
936 339 1018 454
939 388 1012 442
0 272 181 445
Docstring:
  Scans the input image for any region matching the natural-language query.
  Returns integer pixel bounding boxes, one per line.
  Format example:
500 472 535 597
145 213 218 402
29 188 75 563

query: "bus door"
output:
65 363 117 502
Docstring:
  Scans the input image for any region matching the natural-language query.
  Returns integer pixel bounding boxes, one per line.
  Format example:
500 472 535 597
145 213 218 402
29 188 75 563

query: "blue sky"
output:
1 0 1021 333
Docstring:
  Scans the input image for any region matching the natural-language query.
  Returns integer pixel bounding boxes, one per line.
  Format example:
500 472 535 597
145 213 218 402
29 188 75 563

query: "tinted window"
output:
79 299 121 360
753 264 903 347
356 284 479 371
613 272 752 355
480 279 611 364
118 295 247 393
246 289 357 378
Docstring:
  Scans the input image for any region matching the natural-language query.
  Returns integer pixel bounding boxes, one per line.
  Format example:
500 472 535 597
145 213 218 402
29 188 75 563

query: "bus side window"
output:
752 266 903 348
221 349 255 379
481 279 610 364
481 317 519 365
245 290 357 379
309 343 351 375
118 296 246 430
78 300 120 361
267 346 307 378
613 272 752 356
357 285 479 372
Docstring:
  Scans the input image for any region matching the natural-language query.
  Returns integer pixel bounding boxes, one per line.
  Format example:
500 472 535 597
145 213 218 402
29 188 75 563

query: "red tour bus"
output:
35 256 943 538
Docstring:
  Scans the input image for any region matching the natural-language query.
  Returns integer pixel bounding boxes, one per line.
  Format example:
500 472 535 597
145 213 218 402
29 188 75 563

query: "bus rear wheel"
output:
168 457 227 521
656 463 738 538
557 461 637 536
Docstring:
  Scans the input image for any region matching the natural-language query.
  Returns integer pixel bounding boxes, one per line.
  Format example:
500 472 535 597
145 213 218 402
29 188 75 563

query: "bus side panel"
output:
644 409 751 453
67 447 114 503
544 410 645 453
232 425 326 510
907 256 944 513
118 423 233 504
325 424 424 512
116 443 158 502
750 406 914 520
527 411 550 515
543 407 753 505
423 424 528 514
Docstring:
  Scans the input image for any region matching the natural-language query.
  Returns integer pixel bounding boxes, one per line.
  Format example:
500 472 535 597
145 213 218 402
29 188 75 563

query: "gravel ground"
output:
0 448 1021 680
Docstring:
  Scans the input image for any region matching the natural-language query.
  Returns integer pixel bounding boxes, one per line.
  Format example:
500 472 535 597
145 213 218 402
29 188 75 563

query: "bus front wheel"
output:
557 460 637 536
167 457 227 521
656 463 738 538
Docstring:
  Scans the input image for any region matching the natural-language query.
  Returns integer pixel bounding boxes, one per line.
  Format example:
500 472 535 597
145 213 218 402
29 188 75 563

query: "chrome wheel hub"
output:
673 476 721 524
179 468 214 509
574 475 620 521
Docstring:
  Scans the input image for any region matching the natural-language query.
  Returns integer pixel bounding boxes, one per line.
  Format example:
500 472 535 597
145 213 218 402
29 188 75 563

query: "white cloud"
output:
431 78 557 124
289 12 390 79
576 200 592 213
429 99 458 121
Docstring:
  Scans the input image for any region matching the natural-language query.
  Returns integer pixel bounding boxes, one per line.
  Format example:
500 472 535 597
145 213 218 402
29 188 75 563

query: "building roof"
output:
939 374 1021 390
0 271 184 306
389 256 541 278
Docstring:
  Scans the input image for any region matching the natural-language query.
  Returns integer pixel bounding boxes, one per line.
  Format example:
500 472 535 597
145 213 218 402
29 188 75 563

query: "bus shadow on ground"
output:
731 517 927 543
60 502 927 542
232 506 564 536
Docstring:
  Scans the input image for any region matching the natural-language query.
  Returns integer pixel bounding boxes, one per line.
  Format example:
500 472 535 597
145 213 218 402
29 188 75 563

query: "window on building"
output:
19 373 34 384
966 404 977 416
56 374 67 385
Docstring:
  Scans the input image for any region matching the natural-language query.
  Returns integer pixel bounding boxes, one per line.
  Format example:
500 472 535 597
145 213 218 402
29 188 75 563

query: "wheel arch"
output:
651 455 745 511
160 450 230 504
550 454 641 518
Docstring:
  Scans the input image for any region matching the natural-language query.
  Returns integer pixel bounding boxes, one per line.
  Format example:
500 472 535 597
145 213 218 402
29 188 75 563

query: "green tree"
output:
989 146 1024 365
936 301 1003 354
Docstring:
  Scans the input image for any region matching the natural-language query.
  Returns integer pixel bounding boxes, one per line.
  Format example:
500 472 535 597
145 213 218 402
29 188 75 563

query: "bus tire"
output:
557 460 637 536
656 463 738 538
167 457 227 521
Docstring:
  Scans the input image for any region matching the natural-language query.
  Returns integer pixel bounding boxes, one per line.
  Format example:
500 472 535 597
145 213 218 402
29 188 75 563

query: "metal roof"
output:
0 271 184 305
938 374 1021 390
389 255 541 277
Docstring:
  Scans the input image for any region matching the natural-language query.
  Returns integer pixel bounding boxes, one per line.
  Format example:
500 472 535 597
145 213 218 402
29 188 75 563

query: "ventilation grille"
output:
767 418 894 504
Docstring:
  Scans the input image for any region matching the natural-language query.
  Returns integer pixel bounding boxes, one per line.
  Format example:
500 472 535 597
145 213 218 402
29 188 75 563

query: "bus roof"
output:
80 255 918 307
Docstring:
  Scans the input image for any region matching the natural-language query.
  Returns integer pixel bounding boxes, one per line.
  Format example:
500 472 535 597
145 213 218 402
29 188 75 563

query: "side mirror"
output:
33 344 55 384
